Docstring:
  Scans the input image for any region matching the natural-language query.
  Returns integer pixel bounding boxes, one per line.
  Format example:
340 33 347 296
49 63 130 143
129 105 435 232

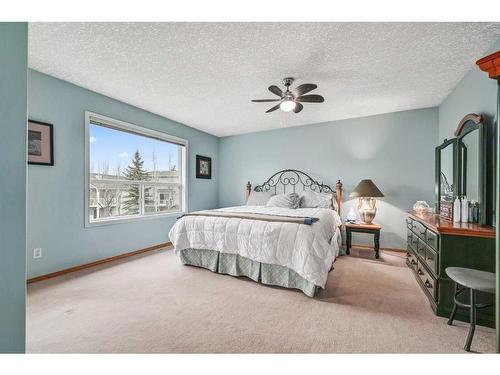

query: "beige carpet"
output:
27 247 496 353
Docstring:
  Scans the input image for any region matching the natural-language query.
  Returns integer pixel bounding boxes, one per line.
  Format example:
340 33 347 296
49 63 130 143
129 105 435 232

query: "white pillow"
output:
300 191 335 209
266 193 301 209
246 191 275 206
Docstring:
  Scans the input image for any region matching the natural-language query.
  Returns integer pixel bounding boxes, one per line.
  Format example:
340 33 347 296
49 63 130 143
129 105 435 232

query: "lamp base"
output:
357 198 377 224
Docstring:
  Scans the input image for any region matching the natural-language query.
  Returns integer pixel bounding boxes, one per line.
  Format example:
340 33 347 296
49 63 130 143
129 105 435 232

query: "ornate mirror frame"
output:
454 113 492 225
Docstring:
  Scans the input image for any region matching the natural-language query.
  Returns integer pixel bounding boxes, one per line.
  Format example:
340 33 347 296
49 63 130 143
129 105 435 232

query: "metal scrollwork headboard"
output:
245 169 343 212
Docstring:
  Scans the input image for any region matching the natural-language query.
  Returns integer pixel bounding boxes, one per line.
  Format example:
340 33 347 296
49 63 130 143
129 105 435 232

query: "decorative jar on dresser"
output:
406 211 495 327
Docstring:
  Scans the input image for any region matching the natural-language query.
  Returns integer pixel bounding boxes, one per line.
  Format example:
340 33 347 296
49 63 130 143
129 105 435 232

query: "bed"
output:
168 169 343 297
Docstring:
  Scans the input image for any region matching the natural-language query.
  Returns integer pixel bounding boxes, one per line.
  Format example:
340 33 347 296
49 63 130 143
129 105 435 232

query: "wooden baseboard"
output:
27 241 171 284
349 243 406 253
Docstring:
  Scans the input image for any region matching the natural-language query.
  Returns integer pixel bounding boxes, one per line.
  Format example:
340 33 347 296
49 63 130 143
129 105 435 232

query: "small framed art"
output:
196 155 211 179
28 120 54 166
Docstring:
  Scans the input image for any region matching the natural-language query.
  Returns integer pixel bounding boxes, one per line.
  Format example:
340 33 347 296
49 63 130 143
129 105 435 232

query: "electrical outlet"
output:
33 248 42 259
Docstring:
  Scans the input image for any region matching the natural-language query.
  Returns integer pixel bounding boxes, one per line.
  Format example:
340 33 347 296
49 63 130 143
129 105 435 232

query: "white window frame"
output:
84 111 188 227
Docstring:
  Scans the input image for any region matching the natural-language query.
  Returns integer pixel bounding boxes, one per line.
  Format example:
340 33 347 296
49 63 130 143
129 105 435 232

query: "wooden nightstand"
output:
345 222 382 259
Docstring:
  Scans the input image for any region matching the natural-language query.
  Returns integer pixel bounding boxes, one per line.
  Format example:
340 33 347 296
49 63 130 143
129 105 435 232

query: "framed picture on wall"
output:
196 155 211 179
28 120 54 166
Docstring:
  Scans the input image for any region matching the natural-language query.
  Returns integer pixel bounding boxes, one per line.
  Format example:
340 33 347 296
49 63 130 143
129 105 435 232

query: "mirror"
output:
455 114 487 224
440 142 455 201
435 138 456 212
435 114 493 225
459 129 480 202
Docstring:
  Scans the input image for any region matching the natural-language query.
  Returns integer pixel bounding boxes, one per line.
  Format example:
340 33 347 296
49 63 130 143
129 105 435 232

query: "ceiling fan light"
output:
280 99 296 112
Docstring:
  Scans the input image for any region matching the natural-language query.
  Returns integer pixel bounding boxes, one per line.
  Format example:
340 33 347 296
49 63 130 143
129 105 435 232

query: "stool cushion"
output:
445 267 495 294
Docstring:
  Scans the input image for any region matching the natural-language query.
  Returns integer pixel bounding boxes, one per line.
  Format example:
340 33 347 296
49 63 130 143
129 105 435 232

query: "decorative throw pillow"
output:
300 191 334 209
246 191 275 206
266 193 301 209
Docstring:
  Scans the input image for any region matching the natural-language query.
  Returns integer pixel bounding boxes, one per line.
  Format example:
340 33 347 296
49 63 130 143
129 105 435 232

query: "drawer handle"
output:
410 260 417 265
417 269 424 275
420 230 426 235
424 280 432 289
427 256 434 262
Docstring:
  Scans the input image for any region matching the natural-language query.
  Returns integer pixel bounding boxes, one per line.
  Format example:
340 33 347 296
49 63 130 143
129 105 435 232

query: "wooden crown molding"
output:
476 50 500 79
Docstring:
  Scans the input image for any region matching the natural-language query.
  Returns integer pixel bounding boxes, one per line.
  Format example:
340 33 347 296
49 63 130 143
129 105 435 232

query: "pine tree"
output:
123 150 150 214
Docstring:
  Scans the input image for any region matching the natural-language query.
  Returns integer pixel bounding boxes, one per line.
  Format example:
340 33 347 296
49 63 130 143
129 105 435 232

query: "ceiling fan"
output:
251 77 324 113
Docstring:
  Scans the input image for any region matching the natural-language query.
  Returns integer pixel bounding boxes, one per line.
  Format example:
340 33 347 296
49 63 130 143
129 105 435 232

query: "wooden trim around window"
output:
27 242 171 284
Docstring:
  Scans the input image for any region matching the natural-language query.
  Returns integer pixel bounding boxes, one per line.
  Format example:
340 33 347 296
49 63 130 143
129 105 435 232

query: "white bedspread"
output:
168 205 342 288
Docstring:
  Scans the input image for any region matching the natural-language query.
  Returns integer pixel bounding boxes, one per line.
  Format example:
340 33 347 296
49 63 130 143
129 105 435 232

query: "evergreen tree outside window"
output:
123 150 151 215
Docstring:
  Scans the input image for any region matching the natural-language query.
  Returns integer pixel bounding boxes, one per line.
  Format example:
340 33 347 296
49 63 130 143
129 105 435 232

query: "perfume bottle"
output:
461 196 468 223
453 196 461 223
472 201 480 223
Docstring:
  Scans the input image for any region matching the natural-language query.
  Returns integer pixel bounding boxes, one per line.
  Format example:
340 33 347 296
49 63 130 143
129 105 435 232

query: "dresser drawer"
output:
406 217 413 230
426 230 438 250
417 261 437 301
413 221 427 240
406 249 417 270
416 238 426 259
425 245 438 276
407 230 418 250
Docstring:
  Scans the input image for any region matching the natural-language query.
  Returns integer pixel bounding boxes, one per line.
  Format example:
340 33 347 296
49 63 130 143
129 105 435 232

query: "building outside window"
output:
85 112 187 226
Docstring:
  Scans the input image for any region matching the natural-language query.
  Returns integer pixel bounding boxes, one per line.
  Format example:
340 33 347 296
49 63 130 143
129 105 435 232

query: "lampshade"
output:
349 179 384 198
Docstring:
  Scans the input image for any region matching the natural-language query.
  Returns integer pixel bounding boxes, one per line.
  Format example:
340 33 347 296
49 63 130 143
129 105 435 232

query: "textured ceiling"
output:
28 23 500 137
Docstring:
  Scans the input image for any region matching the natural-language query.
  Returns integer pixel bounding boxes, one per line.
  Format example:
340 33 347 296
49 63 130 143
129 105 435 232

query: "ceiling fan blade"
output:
268 85 284 97
296 94 324 103
293 102 303 113
293 83 317 97
251 99 281 102
265 103 282 113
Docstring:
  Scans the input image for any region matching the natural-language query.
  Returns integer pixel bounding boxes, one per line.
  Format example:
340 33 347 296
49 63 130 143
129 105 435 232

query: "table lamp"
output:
349 179 384 224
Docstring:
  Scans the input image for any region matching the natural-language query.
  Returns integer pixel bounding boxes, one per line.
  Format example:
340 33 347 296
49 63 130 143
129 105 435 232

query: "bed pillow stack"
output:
300 191 335 210
246 191 275 206
266 192 301 209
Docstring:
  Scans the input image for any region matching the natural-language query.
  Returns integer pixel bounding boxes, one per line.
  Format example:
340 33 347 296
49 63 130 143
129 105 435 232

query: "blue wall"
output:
0 23 27 353
219 108 438 249
26 35 500 277
27 70 219 278
439 38 500 141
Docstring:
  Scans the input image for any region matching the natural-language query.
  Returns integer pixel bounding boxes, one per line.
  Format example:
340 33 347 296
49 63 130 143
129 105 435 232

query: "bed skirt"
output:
178 249 319 297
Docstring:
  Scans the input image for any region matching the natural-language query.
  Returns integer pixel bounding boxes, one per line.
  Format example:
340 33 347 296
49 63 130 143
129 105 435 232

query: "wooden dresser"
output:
406 211 495 327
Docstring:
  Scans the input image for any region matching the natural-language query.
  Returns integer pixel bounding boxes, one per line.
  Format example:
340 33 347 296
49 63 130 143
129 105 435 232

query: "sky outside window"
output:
89 123 180 174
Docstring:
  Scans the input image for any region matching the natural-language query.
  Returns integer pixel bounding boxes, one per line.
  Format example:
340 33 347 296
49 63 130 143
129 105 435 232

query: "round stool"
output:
445 267 495 352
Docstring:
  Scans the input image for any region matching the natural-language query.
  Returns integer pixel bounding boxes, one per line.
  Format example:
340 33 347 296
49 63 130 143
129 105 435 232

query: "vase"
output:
413 201 430 214
357 197 377 224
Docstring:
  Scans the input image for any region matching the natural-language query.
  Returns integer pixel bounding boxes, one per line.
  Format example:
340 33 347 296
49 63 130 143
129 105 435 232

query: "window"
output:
85 112 187 226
